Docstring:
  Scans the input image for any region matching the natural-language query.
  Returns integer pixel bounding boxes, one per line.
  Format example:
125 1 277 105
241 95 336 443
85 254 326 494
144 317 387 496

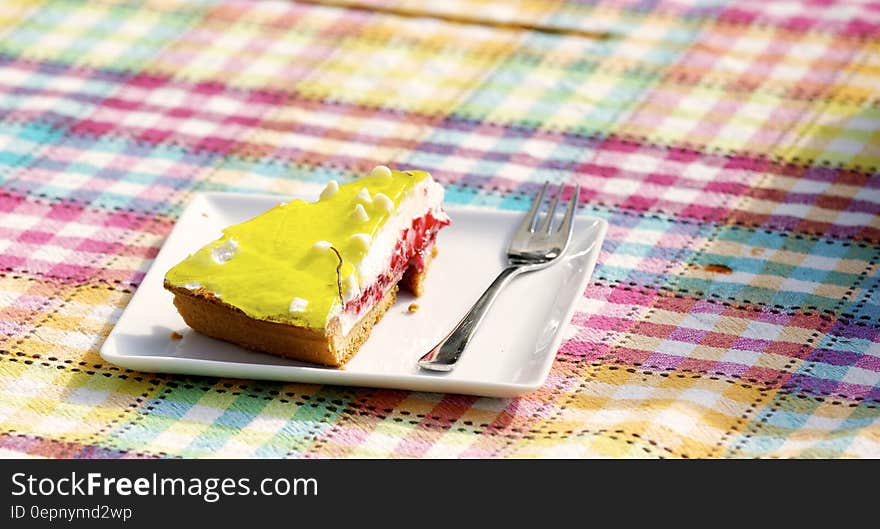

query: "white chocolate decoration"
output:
373 192 394 213
350 233 371 252
312 240 333 252
211 238 238 264
342 273 359 302
355 187 372 204
370 165 392 179
289 297 309 313
351 203 370 222
320 180 339 200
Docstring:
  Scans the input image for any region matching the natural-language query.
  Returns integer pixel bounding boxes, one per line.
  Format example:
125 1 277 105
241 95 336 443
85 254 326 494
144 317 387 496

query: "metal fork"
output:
418 181 581 372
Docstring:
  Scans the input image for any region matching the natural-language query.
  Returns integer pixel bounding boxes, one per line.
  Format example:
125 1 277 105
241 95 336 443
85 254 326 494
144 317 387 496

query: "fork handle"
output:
418 265 523 371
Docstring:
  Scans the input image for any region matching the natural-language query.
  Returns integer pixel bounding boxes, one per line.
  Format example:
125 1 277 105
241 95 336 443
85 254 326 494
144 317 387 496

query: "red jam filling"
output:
345 211 449 315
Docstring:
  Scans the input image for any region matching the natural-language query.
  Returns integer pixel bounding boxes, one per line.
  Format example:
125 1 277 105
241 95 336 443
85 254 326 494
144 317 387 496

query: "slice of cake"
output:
164 166 450 367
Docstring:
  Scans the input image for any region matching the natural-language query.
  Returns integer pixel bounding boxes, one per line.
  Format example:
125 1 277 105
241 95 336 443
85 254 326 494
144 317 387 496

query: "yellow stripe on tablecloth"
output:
511 364 776 458
0 359 159 445
6 281 134 368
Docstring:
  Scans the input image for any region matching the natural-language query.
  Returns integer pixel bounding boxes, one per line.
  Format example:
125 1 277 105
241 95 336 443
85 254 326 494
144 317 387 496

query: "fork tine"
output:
556 184 580 238
516 181 549 235
540 183 565 233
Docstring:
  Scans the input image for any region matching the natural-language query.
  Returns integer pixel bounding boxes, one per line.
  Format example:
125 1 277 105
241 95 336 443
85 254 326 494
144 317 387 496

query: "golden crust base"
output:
166 283 397 367
165 248 437 367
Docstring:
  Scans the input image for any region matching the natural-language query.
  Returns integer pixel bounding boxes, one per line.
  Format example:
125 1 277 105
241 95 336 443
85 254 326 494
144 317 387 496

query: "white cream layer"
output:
333 176 447 336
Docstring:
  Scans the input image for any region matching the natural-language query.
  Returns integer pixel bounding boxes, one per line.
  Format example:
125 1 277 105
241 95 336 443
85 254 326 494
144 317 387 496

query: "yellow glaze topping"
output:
165 168 429 330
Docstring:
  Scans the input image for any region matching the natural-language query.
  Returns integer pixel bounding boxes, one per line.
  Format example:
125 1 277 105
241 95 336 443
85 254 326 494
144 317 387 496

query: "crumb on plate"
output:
170 331 183 340
407 303 419 313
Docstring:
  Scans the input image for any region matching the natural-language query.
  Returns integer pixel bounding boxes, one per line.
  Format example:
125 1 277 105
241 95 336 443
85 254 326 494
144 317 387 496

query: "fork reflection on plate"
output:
418 181 598 372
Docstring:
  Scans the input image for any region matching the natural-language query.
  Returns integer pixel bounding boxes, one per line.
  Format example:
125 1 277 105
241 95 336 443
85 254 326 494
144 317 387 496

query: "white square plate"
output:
100 192 607 397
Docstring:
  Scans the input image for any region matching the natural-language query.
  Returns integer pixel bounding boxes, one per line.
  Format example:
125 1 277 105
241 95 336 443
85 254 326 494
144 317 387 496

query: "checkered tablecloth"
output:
1 0 878 458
